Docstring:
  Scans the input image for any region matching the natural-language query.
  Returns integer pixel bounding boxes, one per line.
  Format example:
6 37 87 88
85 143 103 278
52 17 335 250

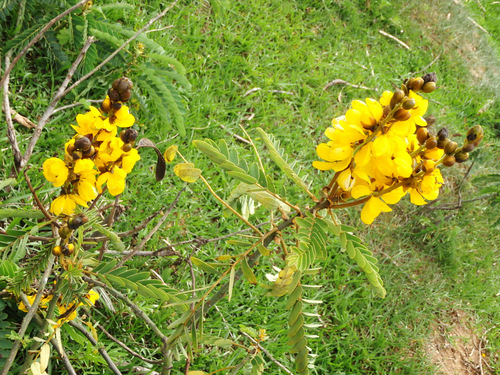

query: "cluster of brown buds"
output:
52 214 88 256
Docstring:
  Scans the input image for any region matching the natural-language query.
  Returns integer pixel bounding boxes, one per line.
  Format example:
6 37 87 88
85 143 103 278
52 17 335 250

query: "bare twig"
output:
378 29 411 50
146 25 174 33
96 323 163 365
3 52 23 169
426 193 497 211
240 332 295 375
0 255 56 375
20 36 95 169
0 0 88 89
116 186 185 267
1 105 36 128
61 1 179 98
68 321 122 375
53 99 103 114
23 169 54 223
323 78 375 91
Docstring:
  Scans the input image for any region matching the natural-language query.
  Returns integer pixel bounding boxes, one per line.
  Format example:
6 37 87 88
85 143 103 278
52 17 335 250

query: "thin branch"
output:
241 332 294 375
2 52 23 169
96 323 163 365
0 0 88 89
323 78 375 91
23 169 54 223
425 193 498 211
61 1 179 98
0 255 56 375
116 186 185 267
378 29 411 50
20 36 95 169
53 99 102 114
68 321 122 375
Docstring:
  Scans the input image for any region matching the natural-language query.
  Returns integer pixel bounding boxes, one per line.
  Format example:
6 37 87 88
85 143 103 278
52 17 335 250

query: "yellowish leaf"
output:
164 145 178 163
174 163 202 183
187 371 207 375
39 344 50 372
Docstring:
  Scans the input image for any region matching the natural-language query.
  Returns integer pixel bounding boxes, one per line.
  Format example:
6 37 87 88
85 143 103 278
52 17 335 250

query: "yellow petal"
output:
164 145 178 163
381 186 406 205
312 161 336 171
351 184 372 199
410 189 427 205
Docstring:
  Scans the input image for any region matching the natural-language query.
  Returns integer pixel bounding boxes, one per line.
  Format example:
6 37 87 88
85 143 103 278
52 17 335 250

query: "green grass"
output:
1 0 499 373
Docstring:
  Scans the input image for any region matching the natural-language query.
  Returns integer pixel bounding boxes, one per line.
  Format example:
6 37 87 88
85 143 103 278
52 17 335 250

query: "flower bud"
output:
58 225 72 239
402 98 416 110
72 151 81 160
437 138 449 149
108 88 120 102
423 72 437 84
442 155 456 167
383 105 391 117
112 102 122 111
66 143 75 154
422 160 435 173
437 127 449 141
122 143 132 152
408 77 424 92
401 84 409 96
68 214 88 230
119 90 131 102
120 129 138 143
416 127 430 145
62 243 75 256
466 125 484 144
82 146 96 158
421 82 436 93
101 98 111 113
390 89 405 108
444 140 458 155
117 77 133 93
425 136 438 149
394 108 411 121
461 143 475 152
74 136 91 151
455 151 469 163
52 246 62 256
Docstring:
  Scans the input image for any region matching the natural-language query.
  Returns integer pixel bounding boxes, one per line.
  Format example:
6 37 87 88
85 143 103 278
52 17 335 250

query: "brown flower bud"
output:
383 105 391 118
112 102 122 111
402 98 416 110
423 72 437 84
58 225 72 239
425 136 438 149
72 151 81 160
62 243 75 256
437 138 450 149
108 88 120 102
408 77 424 92
119 90 131 102
395 108 411 121
462 143 475 152
82 146 96 158
437 127 449 141
122 143 133 152
444 141 458 155
400 84 409 96
74 136 91 151
416 127 430 145
421 82 437 93
117 77 133 93
66 143 75 154
120 128 138 143
455 151 469 163
390 89 405 109
442 155 456 167
101 98 111 113
466 125 484 144
68 214 88 230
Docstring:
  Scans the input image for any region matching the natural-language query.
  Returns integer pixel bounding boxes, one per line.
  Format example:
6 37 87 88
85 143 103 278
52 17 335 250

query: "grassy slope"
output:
2 0 498 373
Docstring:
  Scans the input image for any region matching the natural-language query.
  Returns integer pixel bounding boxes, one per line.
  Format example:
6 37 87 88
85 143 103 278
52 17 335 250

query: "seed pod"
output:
442 155 456 167
52 246 62 256
424 115 436 127
462 142 475 152
402 98 416 110
437 138 450 149
444 141 458 155
425 136 438 149
390 89 405 108
59 225 72 239
74 136 91 151
423 72 437 83
119 90 131 102
122 143 132 152
421 82 436 93
437 127 449 141
394 108 411 121
408 77 424 92
416 127 430 145
108 88 120 102
455 151 469 163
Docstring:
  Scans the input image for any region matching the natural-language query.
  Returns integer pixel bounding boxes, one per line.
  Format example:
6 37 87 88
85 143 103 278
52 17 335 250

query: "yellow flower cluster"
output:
18 290 99 326
314 76 454 224
43 99 140 216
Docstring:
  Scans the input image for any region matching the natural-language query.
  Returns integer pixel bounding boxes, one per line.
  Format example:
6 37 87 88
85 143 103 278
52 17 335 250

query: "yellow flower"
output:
74 159 98 201
94 137 125 170
113 105 135 128
122 148 141 173
409 169 444 205
50 194 88 216
43 158 69 187
360 196 392 225
72 106 103 136
84 289 100 305
96 167 127 196
18 294 52 312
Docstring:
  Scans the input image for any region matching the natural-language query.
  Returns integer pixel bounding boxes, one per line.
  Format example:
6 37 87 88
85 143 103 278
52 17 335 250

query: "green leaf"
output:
227 171 258 185
228 266 235 302
240 257 257 285
190 257 220 275
92 224 125 252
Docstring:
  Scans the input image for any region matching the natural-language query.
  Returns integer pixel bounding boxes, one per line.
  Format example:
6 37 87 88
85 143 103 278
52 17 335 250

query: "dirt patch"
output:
426 309 492 375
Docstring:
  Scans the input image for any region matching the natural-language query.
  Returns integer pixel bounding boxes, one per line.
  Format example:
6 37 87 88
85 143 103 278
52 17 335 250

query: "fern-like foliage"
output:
0 299 13 370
